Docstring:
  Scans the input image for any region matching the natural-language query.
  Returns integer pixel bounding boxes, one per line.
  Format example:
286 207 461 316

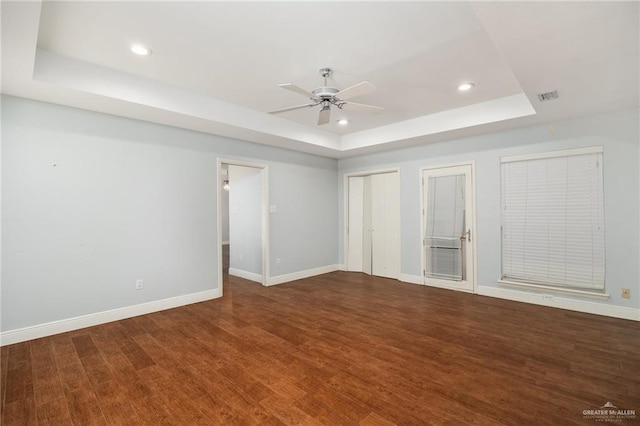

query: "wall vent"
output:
537 90 559 102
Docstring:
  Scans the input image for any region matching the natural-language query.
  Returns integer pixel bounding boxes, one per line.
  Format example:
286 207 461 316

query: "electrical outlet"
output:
276 258 281 265
135 279 144 290
621 288 631 299
542 295 554 301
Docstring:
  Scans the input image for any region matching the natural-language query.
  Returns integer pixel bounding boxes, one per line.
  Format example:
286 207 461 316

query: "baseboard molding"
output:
267 264 340 286
477 285 640 321
400 274 638 320
400 274 423 285
400 274 476 293
0 288 222 346
228 268 263 283
6 276 633 347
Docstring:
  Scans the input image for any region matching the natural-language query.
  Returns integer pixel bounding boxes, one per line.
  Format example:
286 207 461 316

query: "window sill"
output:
498 280 610 300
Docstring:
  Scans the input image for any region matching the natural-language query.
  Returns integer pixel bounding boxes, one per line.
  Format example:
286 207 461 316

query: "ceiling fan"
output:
269 68 383 126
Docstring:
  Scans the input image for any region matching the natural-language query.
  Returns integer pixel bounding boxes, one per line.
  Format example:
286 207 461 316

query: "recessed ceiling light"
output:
337 119 349 125
458 82 474 91
131 44 153 56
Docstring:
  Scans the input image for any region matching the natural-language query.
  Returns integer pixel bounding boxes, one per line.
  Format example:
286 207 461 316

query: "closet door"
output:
347 177 364 272
346 172 400 279
370 173 400 279
362 176 373 275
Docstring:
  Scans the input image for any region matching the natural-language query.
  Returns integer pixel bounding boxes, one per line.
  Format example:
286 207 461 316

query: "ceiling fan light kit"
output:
269 67 383 126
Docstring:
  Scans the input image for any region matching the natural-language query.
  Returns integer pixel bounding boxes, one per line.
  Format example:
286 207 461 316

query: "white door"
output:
422 165 475 292
347 177 364 272
228 165 264 284
347 172 400 279
371 173 400 279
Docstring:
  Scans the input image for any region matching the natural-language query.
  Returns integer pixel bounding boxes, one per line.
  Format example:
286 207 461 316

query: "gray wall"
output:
269 162 339 275
1 95 338 332
339 108 640 309
2 94 636 335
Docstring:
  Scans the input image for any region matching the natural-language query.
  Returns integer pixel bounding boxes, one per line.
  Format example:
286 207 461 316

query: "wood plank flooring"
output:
1 271 638 425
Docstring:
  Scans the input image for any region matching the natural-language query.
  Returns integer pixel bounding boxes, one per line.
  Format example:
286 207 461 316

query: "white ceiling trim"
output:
33 48 342 152
342 93 535 151
3 1 637 159
33 48 535 156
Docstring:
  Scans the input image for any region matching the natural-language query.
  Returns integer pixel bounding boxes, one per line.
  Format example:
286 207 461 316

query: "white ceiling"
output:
2 1 638 159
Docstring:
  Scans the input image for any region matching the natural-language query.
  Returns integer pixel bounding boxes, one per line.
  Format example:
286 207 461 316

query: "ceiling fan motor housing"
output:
312 87 340 100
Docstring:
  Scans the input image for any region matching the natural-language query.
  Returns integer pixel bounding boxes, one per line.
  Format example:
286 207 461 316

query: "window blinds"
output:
425 174 466 280
500 147 605 290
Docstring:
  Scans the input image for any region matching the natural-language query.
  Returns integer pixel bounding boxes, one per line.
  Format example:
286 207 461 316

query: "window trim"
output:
501 146 603 163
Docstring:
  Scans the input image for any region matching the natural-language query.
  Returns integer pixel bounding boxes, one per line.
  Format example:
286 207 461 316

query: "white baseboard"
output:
477 285 640 321
337 264 346 271
228 268 263 283
400 273 423 285
400 274 638 321
0 288 222 346
267 264 340 286
400 274 476 293
7 277 632 347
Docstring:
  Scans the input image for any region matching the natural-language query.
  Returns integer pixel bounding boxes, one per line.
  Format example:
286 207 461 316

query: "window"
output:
500 147 605 292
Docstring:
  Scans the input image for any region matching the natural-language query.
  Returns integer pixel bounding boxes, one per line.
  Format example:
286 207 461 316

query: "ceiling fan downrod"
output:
319 67 333 87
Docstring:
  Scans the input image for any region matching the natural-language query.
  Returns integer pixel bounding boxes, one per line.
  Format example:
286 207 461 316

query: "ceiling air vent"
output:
537 90 559 102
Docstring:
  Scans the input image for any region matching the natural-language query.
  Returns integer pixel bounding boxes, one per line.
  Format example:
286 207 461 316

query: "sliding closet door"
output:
347 172 400 279
370 173 400 279
347 177 365 272
362 176 373 275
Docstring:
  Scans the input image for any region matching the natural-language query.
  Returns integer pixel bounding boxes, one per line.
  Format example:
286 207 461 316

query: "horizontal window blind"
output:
425 174 465 280
501 148 605 290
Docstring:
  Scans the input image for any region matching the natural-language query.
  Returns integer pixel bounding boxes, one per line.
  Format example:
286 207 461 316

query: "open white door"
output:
228 165 264 284
422 164 475 292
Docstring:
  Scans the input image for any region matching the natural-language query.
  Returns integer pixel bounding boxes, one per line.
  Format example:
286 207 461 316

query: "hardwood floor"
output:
1 272 638 425
222 244 229 275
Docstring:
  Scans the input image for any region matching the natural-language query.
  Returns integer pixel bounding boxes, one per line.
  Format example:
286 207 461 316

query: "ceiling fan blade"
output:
341 101 384 114
278 83 316 100
269 103 315 114
317 106 331 126
335 81 376 100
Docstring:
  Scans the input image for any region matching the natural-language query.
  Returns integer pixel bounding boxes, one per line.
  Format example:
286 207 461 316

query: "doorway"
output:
421 164 476 292
218 160 269 293
346 171 400 279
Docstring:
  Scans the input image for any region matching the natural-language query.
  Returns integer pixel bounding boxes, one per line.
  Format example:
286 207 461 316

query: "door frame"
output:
343 168 401 274
420 161 478 293
217 158 269 293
